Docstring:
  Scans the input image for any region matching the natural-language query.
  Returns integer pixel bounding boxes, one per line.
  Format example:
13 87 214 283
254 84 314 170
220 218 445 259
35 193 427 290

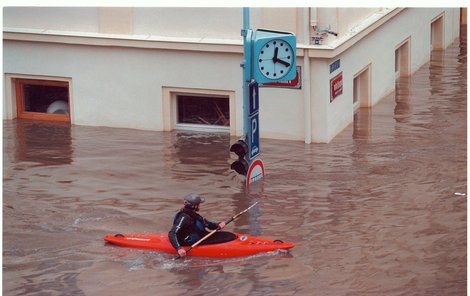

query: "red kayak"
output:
104 233 295 257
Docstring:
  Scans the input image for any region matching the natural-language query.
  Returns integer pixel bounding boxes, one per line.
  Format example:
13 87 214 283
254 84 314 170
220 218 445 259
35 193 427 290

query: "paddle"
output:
174 201 259 260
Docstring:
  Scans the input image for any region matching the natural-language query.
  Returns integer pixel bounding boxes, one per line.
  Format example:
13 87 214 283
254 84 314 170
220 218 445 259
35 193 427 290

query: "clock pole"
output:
230 8 265 189
231 12 296 188
242 7 251 138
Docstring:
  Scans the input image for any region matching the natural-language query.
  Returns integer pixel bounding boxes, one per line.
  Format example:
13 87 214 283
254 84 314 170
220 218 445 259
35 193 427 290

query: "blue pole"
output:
243 7 249 31
242 7 251 139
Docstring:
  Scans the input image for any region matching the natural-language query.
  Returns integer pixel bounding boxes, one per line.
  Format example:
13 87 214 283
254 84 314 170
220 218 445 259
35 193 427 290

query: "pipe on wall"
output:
310 7 318 28
303 8 312 144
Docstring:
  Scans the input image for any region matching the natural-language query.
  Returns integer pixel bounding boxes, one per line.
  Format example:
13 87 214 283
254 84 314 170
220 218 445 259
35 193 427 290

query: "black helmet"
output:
184 193 205 206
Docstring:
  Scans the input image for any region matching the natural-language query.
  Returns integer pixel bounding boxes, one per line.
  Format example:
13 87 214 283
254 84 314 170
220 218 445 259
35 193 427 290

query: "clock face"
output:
257 39 294 80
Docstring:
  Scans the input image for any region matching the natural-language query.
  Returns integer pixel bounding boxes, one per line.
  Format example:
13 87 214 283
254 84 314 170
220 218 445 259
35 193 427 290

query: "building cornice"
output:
3 28 244 54
303 7 404 59
3 8 403 59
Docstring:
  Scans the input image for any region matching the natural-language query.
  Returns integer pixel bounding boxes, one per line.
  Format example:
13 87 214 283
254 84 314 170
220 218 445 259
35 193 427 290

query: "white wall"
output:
3 7 99 32
259 85 305 141
3 41 243 132
133 8 243 40
3 7 462 143
310 7 460 143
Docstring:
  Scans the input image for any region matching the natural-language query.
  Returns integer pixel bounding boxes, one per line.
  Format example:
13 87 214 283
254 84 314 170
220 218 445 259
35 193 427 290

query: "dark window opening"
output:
177 95 229 127
23 84 69 114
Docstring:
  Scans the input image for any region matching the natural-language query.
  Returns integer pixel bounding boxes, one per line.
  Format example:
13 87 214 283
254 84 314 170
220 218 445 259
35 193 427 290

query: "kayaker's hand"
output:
177 248 186 257
218 222 226 230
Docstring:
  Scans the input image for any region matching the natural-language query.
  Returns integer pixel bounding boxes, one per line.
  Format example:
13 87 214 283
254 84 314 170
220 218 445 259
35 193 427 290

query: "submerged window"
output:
15 79 70 122
177 95 229 127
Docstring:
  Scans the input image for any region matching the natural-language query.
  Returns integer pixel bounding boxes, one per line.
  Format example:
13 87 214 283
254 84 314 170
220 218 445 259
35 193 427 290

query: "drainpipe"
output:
310 7 318 29
303 8 312 144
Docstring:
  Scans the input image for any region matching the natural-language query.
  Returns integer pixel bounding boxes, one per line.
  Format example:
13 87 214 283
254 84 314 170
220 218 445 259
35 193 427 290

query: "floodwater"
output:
3 33 466 295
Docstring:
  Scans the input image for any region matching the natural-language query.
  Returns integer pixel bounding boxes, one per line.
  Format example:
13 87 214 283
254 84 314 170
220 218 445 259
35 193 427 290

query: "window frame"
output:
174 93 230 132
15 78 71 122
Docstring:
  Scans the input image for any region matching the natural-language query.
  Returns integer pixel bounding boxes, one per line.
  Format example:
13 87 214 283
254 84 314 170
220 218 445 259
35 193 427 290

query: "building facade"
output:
3 7 463 143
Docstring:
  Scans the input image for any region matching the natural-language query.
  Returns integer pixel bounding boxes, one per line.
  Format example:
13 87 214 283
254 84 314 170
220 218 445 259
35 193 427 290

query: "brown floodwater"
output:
3 30 466 295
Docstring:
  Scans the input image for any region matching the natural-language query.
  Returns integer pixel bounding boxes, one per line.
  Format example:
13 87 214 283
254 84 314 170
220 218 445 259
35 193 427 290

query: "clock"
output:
256 39 294 80
252 29 296 84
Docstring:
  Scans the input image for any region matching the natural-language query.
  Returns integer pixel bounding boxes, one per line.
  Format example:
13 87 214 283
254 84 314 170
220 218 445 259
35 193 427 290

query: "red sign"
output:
246 159 265 187
330 72 343 102
260 66 301 89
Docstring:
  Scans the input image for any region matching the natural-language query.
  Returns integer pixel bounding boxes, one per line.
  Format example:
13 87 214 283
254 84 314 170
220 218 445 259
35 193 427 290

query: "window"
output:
162 87 236 135
176 95 230 130
15 79 70 122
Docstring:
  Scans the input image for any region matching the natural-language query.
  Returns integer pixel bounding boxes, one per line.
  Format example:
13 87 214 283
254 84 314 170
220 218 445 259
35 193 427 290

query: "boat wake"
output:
110 248 292 271
163 249 292 269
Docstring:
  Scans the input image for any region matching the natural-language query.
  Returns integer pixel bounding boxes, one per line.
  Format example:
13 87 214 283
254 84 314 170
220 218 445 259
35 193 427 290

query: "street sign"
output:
248 112 259 159
249 81 259 115
246 158 265 187
330 59 341 73
248 81 260 160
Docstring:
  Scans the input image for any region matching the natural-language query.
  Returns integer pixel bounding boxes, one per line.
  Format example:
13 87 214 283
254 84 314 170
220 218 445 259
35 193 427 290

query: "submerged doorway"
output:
353 65 371 112
395 38 411 79
431 14 445 51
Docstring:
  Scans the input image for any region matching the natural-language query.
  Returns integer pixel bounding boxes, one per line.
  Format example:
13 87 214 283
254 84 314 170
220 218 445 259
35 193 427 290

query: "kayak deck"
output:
104 233 294 257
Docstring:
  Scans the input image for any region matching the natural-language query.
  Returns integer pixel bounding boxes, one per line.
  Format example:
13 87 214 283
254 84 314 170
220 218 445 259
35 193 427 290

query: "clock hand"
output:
273 47 279 62
277 59 291 67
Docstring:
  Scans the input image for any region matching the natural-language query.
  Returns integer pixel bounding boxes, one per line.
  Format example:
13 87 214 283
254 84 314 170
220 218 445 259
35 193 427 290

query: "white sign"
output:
246 159 265 187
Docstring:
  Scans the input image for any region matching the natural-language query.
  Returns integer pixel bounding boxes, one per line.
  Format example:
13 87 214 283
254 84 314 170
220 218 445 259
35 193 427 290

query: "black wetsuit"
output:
168 206 236 251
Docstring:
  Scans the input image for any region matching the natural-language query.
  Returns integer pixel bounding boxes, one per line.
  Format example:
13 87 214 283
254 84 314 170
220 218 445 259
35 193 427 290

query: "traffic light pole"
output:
230 8 265 186
232 9 294 187
242 7 251 138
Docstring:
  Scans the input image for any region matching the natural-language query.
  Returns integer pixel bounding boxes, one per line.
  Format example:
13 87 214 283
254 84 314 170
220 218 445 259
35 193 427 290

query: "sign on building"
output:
330 72 343 102
260 66 301 89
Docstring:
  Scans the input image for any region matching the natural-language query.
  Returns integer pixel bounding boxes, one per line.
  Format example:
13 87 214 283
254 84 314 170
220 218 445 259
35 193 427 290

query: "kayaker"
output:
168 193 234 258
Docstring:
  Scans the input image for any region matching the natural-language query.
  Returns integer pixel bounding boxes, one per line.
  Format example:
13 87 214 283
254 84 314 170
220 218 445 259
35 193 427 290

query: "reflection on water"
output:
7 119 73 166
3 31 466 295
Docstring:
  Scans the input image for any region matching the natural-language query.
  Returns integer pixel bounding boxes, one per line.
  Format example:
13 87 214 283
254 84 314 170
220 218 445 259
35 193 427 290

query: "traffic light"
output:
230 140 249 175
